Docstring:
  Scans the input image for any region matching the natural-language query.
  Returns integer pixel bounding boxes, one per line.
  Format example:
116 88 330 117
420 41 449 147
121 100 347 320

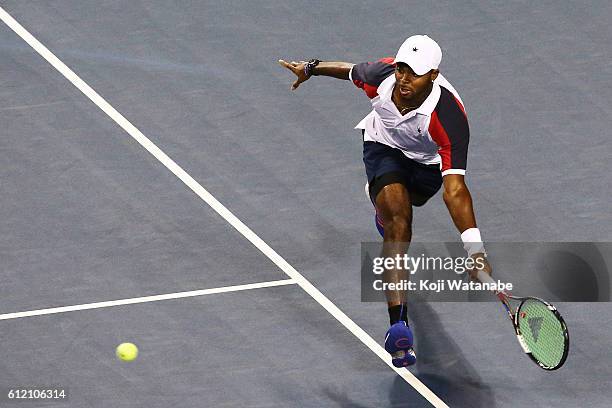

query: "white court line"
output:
0 7 448 408
0 279 296 321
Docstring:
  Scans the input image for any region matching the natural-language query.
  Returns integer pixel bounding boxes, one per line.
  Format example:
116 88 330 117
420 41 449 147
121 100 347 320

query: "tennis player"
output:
279 35 492 367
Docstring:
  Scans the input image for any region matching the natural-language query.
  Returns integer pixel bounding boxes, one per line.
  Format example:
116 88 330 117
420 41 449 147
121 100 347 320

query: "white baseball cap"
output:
395 35 442 75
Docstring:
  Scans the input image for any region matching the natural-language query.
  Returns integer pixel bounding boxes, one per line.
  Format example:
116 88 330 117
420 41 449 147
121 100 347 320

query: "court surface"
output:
1 1 611 407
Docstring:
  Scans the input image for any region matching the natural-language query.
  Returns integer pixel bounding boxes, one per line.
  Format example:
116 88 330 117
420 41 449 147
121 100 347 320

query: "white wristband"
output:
461 228 486 256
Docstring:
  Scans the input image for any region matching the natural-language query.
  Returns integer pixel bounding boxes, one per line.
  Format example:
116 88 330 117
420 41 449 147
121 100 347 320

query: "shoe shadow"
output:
387 298 496 408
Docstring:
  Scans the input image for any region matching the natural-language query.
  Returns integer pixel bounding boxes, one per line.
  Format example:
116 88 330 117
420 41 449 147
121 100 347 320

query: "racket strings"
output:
517 299 567 368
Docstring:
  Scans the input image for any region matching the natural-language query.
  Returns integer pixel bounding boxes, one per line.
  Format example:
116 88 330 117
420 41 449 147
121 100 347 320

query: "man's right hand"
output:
468 252 492 281
278 59 310 91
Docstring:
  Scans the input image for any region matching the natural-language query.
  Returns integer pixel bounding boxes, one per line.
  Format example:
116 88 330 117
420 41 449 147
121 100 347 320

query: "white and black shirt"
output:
350 57 470 176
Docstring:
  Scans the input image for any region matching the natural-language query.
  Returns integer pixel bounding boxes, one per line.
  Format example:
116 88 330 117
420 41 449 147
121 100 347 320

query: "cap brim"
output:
395 58 431 76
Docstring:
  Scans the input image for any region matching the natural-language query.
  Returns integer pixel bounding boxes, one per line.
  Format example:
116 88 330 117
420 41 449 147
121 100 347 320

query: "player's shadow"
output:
322 298 495 408
388 297 496 408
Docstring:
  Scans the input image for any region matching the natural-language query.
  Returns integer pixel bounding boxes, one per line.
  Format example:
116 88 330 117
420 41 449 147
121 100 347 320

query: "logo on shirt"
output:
413 47 418 52
417 127 422 133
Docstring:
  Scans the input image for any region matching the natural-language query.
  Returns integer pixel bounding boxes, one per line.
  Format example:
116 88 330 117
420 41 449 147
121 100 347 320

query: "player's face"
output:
394 63 438 102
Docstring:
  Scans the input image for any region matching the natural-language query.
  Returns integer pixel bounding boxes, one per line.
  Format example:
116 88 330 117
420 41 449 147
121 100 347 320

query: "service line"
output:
0 279 296 320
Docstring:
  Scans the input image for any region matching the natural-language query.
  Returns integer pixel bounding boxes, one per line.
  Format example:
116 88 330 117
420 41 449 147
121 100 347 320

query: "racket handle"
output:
476 270 510 302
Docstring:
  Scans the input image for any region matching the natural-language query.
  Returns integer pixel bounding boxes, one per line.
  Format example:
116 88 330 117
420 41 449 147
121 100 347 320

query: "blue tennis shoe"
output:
385 321 416 367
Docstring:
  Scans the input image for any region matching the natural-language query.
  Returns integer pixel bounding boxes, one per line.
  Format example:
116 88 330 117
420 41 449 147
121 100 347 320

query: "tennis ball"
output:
116 343 138 362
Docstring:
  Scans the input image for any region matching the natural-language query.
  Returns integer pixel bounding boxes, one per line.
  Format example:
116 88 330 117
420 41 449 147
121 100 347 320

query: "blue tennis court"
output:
0 1 610 407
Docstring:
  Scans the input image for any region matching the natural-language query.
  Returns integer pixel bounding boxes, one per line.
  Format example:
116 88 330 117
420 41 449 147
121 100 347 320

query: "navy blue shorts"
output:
363 139 442 206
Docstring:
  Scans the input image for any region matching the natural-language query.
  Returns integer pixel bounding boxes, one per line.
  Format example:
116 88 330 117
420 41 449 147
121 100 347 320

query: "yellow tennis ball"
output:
116 343 138 362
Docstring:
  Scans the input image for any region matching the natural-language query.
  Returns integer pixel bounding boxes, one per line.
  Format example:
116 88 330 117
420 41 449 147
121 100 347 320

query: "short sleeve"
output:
350 57 395 99
428 87 470 176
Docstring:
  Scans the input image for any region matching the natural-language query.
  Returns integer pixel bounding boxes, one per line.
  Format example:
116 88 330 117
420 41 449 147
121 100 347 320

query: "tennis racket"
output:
476 270 569 370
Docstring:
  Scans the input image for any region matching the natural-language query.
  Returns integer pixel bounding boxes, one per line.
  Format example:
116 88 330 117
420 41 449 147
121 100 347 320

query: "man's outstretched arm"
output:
443 174 492 278
278 60 354 90
443 174 476 232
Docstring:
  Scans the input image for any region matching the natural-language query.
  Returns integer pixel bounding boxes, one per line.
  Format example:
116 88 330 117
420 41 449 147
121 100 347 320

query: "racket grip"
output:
476 270 510 301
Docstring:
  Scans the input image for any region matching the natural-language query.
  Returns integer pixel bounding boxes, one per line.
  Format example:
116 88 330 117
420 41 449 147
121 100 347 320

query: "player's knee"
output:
384 215 412 240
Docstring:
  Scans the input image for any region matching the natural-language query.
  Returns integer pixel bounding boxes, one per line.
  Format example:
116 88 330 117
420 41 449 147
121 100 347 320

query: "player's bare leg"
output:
376 183 412 306
375 182 417 366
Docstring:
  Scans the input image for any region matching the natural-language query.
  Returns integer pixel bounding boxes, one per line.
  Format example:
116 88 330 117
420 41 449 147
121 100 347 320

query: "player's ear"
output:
430 69 439 82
